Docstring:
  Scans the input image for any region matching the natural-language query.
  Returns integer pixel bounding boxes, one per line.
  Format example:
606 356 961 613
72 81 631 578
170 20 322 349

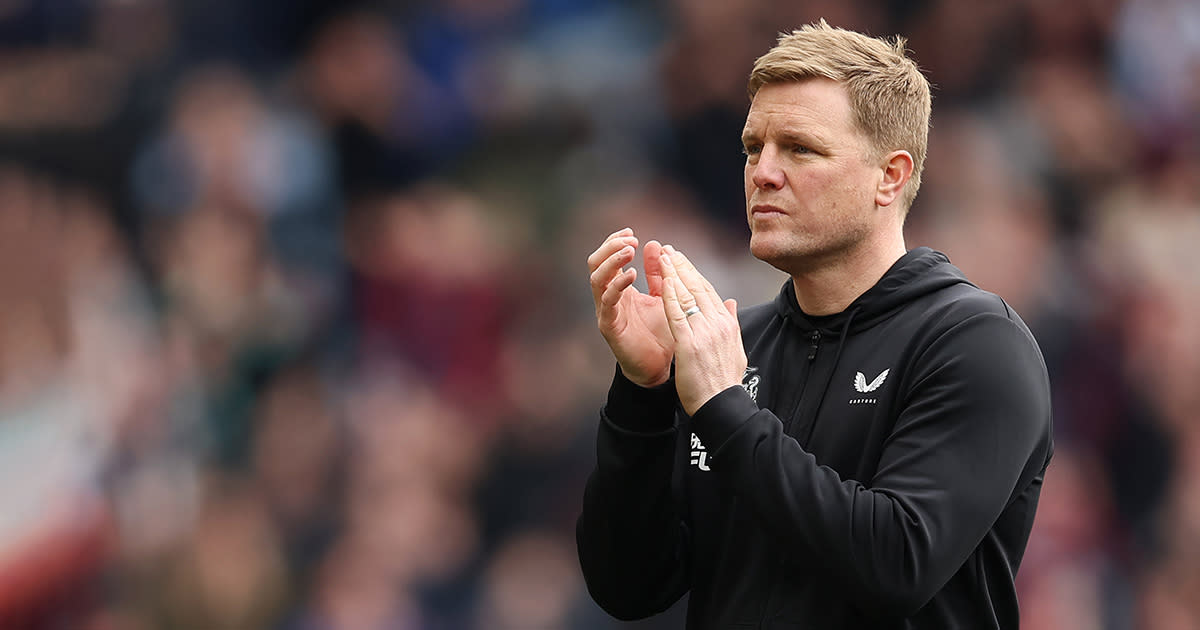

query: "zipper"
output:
764 329 821 628
782 331 820 435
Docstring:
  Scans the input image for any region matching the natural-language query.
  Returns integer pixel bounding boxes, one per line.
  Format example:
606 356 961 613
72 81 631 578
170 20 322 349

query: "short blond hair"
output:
749 20 931 212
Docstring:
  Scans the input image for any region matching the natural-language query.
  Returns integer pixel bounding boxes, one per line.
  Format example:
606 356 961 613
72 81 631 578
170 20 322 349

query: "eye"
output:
742 143 762 156
791 144 811 155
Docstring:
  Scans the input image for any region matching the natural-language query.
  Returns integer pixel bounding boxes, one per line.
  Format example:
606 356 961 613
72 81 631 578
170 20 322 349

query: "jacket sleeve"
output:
689 312 1052 618
576 366 690 620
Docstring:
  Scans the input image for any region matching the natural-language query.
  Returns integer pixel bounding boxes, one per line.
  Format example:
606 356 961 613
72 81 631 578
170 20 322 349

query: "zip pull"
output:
807 331 821 361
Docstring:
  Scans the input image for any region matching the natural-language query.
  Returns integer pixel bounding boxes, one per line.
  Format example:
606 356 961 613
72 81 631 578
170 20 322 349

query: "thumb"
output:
643 240 664 297
724 298 739 320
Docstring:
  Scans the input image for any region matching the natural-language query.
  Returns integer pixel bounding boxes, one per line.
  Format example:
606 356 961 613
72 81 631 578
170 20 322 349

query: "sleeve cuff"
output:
603 364 679 433
689 385 760 454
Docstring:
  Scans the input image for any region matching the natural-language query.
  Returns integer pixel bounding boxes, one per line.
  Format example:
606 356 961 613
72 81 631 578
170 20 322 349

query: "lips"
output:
751 204 787 216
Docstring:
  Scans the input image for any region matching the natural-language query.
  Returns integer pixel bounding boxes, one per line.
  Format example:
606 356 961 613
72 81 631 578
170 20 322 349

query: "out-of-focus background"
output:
0 0 1197 628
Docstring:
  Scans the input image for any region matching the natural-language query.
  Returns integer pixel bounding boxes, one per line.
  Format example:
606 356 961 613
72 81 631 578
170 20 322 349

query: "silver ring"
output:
683 305 701 318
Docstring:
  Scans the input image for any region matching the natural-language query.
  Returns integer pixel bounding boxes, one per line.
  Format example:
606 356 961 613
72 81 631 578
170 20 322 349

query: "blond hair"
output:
748 20 931 212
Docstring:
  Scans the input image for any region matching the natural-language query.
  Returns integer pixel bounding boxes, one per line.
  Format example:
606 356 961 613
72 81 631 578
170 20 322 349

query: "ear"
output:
876 150 914 209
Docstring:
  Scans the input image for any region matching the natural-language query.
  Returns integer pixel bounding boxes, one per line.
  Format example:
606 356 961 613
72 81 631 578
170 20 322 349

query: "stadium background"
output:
0 0 1197 628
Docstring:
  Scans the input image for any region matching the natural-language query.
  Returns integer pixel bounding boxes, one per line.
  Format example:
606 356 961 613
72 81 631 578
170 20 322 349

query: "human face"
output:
742 79 884 274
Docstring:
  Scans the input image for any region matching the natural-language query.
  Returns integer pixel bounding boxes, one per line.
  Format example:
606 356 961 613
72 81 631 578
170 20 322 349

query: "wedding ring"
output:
683 305 701 318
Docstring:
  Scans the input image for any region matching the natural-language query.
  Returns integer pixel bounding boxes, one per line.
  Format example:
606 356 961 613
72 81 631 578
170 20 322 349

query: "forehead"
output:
742 78 858 138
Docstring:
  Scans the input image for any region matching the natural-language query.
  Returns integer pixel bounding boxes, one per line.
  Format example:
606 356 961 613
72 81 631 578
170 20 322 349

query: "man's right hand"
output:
587 228 675 387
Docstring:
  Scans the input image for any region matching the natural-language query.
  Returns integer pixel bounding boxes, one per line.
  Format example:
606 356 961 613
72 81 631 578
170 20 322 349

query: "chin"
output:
750 235 802 270
751 234 843 276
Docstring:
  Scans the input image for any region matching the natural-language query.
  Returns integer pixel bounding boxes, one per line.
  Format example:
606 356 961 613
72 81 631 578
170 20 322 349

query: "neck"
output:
790 232 907 316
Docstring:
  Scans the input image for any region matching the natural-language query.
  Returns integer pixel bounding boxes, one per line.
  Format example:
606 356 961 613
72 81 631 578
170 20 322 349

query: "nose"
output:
750 147 785 191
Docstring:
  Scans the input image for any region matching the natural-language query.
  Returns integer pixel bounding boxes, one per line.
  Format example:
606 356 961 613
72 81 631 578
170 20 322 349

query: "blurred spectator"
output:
150 479 288 630
300 9 441 198
1112 0 1200 150
251 362 345 574
344 185 521 425
474 530 581 630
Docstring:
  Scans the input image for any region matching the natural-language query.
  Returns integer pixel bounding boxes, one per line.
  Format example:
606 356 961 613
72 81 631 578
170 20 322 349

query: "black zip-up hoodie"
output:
577 248 1054 629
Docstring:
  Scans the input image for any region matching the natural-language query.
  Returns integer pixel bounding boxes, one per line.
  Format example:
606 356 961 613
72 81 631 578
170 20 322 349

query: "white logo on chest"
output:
854 369 889 392
850 369 889 405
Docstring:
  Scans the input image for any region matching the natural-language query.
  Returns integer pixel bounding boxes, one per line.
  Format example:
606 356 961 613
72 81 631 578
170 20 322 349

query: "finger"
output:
586 234 638 275
586 230 638 273
659 252 700 315
589 245 636 304
598 267 637 324
643 240 665 297
607 226 634 240
663 245 717 311
725 298 747 362
659 270 693 342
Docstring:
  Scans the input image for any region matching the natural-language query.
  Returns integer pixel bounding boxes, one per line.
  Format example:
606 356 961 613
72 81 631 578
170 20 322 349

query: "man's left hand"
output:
658 245 748 416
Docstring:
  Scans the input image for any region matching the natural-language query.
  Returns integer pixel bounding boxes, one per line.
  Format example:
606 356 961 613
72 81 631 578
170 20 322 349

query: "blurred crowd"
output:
0 0 1197 628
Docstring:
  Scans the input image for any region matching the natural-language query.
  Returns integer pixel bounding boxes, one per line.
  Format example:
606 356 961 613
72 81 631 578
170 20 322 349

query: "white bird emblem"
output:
854 369 889 393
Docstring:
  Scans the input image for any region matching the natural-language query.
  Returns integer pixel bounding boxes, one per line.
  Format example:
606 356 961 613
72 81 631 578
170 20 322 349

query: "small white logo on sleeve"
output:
690 433 711 471
850 369 889 404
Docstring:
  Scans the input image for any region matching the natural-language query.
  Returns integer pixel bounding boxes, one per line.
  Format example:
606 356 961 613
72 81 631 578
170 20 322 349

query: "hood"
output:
775 247 972 335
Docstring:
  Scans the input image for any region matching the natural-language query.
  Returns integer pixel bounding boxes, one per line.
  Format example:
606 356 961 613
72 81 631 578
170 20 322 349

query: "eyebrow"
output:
741 127 830 151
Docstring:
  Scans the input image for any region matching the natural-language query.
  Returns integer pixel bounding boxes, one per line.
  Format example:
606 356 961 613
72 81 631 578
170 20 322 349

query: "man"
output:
577 21 1053 629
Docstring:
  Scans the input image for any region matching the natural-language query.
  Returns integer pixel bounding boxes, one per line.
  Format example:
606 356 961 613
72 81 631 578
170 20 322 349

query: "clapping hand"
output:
656 245 747 415
588 229 747 414
587 228 674 387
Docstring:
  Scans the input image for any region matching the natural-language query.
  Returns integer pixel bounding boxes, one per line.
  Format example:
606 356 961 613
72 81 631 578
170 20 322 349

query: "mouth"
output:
750 204 787 217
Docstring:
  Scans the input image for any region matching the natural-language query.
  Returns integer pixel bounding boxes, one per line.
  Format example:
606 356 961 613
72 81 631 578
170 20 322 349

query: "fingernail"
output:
663 244 675 253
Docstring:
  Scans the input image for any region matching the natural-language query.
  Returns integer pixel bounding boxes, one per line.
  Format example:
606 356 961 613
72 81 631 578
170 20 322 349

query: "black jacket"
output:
576 248 1054 629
